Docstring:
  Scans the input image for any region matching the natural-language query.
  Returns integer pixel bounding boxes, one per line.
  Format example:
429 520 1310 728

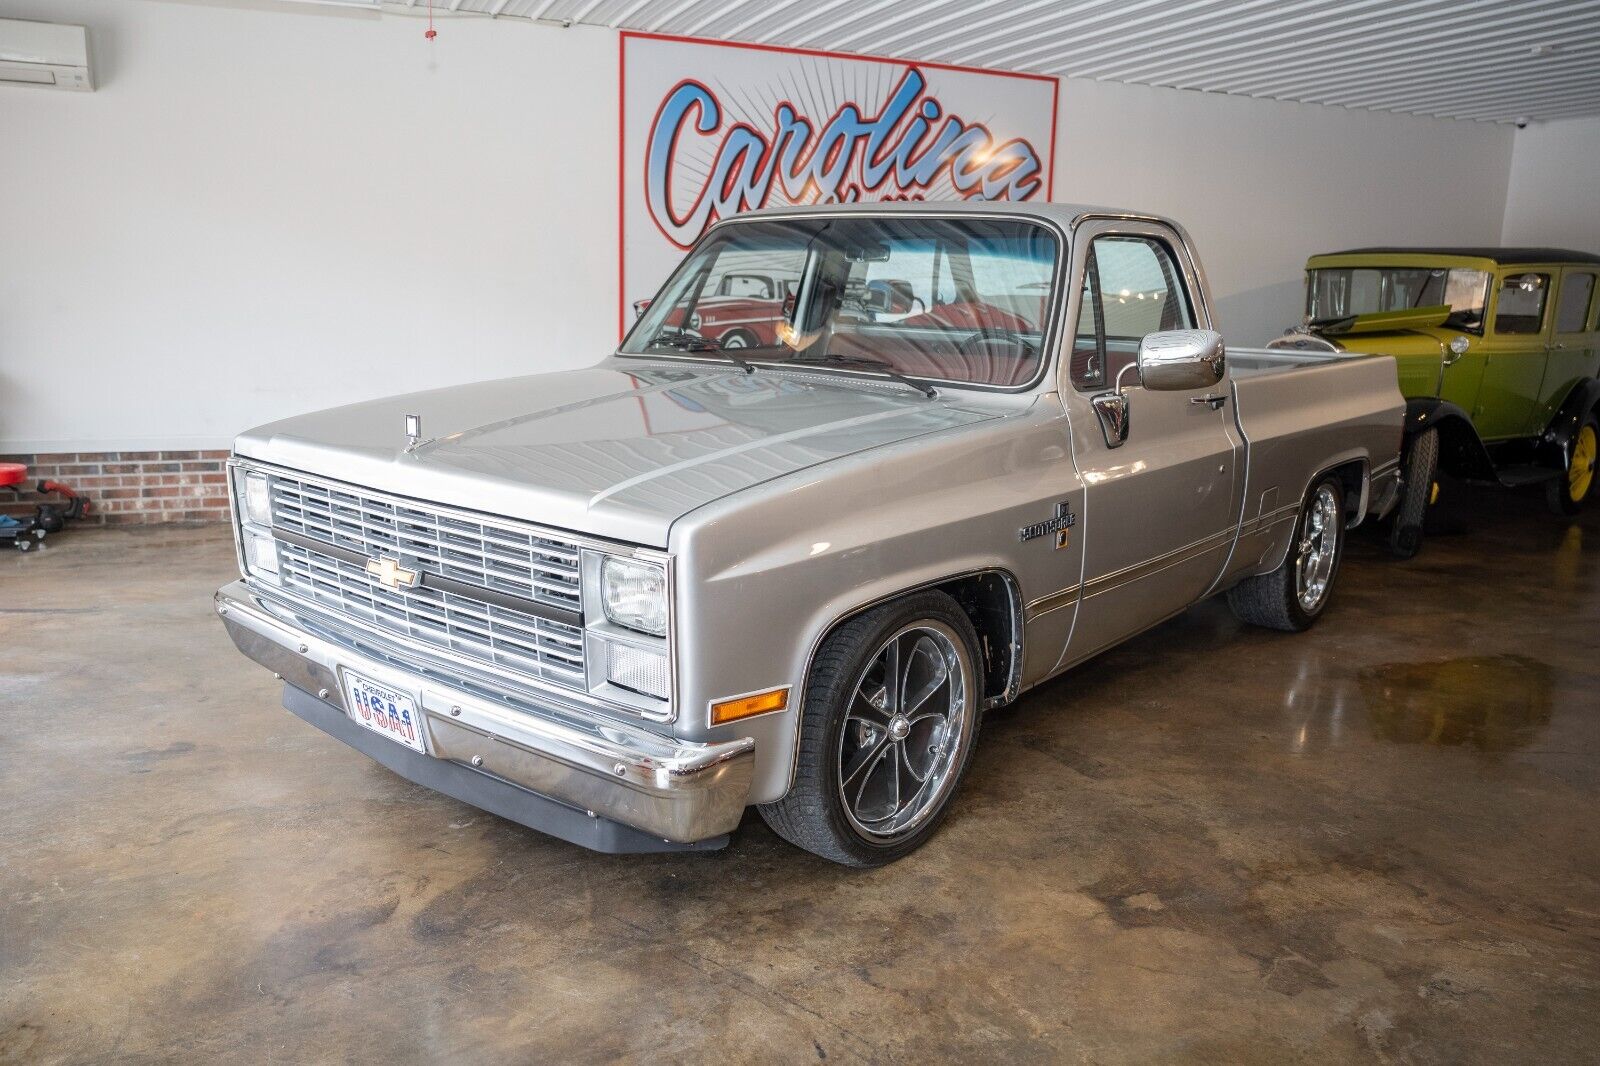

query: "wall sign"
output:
619 32 1058 334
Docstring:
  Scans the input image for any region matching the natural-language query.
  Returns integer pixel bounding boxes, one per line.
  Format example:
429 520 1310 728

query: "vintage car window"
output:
1070 235 1194 391
621 216 1059 388
1307 266 1489 334
1555 273 1596 333
1493 273 1551 335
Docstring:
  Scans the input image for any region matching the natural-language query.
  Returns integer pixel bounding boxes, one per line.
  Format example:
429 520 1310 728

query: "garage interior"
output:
4 1 1600 1062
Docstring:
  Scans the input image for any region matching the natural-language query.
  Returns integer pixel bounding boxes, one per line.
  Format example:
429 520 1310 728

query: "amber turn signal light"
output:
710 687 789 725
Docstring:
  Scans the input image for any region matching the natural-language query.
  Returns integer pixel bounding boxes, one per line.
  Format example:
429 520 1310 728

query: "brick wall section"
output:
0 451 231 525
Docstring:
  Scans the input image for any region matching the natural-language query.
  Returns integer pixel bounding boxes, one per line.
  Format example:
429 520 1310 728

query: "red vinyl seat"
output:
0 462 28 487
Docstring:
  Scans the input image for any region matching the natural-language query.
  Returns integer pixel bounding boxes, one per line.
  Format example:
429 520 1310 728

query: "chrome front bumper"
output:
214 580 754 847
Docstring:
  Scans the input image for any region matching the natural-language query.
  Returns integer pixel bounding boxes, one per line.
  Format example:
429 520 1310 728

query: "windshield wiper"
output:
786 352 937 399
648 331 756 374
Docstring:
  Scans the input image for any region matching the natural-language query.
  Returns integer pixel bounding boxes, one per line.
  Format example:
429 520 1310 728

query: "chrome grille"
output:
267 471 585 689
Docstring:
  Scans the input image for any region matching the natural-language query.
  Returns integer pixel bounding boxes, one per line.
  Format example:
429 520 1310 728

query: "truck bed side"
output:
1222 349 1405 584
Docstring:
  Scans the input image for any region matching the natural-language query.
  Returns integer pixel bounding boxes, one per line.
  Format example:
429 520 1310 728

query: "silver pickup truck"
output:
216 202 1404 866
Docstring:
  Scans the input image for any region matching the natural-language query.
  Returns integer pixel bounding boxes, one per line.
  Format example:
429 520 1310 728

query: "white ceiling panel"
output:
366 0 1600 123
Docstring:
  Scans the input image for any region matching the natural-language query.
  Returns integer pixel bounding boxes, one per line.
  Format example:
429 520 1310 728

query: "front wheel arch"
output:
1406 398 1494 481
798 568 1024 715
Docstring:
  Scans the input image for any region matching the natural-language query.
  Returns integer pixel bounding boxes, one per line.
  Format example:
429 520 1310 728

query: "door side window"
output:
1071 235 1195 391
1493 273 1551 335
1555 272 1596 333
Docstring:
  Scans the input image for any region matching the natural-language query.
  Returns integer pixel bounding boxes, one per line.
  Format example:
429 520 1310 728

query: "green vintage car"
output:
1271 247 1600 555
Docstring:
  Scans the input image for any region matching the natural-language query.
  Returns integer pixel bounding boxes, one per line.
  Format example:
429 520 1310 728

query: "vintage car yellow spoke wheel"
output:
1571 425 1596 502
1388 427 1437 559
1549 417 1599 516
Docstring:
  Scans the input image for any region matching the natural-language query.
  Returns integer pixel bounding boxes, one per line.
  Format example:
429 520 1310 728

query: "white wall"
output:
1501 117 1600 254
1 0 1519 452
1053 79 1514 342
1 0 619 452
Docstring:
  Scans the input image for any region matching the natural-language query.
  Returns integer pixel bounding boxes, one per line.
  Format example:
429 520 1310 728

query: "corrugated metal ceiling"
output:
369 0 1600 123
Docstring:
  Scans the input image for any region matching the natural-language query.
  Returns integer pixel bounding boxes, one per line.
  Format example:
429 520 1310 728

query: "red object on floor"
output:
0 462 28 487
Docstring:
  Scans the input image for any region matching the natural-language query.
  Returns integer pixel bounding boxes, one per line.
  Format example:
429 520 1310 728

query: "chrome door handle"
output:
1092 391 1130 448
1191 394 1227 410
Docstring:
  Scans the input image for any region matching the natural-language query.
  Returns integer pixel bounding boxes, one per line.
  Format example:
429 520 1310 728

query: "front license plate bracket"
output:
341 670 428 754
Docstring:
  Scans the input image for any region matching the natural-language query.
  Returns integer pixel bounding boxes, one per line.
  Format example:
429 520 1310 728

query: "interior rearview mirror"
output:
1137 329 1226 391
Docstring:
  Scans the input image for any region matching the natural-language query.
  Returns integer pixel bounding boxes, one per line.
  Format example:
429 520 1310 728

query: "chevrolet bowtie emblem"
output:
366 557 420 590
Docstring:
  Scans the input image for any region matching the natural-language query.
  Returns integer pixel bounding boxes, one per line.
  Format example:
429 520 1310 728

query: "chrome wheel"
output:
1295 484 1342 613
836 621 973 840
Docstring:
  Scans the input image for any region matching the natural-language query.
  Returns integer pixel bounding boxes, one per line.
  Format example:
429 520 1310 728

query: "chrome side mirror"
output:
1138 329 1226 391
1090 329 1226 449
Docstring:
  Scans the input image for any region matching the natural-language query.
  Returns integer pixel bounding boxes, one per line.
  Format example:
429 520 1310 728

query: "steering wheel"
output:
957 327 1035 359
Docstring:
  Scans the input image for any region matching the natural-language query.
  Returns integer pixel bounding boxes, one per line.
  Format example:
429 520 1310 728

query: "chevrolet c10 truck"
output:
216 203 1404 866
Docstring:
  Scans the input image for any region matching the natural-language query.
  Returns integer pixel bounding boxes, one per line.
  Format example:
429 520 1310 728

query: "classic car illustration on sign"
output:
217 202 1404 866
1272 247 1600 554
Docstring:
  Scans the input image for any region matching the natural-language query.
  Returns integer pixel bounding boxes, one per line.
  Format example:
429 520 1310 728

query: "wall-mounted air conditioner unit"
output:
0 18 92 91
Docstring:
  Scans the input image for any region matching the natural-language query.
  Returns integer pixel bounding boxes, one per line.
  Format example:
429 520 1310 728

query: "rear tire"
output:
1388 427 1438 559
1228 477 1347 632
759 591 982 867
1546 414 1597 517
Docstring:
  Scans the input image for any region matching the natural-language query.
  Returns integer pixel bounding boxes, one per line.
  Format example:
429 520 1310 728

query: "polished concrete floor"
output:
3 483 1598 1064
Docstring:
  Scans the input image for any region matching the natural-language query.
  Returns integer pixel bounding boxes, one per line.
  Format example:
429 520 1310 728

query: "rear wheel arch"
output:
1539 378 1600 459
1319 458 1369 525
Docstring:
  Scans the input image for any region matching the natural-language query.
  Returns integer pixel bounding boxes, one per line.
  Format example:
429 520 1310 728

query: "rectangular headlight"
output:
599 556 667 636
243 471 272 526
605 642 670 700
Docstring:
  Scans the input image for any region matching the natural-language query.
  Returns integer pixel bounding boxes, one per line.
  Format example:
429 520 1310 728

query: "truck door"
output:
1537 268 1599 433
1058 221 1243 663
1476 270 1554 440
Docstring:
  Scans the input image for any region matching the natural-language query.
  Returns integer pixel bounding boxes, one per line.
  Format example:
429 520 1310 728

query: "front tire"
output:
758 591 982 867
1228 477 1347 632
1388 427 1438 558
1547 414 1597 517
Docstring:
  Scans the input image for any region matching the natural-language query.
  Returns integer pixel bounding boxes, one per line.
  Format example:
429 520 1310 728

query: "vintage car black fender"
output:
1403 397 1498 482
1537 378 1600 469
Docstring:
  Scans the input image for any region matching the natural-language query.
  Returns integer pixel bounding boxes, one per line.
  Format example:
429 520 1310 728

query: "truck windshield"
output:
1307 266 1490 334
620 216 1058 388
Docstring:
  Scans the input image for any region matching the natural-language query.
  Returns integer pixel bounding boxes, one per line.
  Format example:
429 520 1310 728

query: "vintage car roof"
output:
1314 247 1600 266
730 199 1165 229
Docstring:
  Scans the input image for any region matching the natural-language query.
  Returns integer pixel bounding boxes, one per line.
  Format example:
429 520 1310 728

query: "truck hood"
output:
234 361 1004 547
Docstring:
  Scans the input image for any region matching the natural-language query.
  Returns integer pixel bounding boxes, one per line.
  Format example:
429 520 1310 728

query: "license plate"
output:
342 671 427 753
